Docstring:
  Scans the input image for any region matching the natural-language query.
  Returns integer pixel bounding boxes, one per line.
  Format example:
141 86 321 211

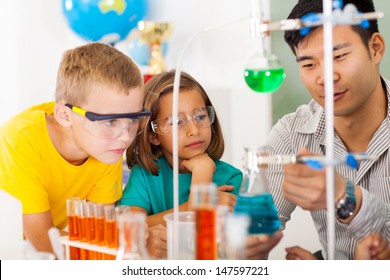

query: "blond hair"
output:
55 42 143 105
126 70 225 175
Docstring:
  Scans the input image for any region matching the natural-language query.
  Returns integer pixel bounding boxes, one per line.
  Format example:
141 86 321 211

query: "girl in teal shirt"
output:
119 70 242 227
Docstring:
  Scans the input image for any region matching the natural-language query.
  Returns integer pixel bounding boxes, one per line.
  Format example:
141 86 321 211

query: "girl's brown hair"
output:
126 70 225 175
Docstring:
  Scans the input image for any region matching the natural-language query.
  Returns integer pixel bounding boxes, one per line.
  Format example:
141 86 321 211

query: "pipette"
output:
258 9 384 33
257 153 378 169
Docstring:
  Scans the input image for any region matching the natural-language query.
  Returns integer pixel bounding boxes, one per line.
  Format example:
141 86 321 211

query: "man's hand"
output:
282 148 345 210
244 231 283 260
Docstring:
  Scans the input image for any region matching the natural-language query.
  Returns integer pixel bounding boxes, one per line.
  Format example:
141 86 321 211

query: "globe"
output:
62 0 147 45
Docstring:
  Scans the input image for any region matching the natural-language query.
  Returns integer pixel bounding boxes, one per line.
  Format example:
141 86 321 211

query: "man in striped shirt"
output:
266 0 390 259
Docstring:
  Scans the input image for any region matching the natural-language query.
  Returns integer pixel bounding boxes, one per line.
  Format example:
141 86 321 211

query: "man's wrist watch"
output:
335 180 356 220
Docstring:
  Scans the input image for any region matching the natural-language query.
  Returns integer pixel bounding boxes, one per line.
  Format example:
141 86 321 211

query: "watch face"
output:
336 197 356 219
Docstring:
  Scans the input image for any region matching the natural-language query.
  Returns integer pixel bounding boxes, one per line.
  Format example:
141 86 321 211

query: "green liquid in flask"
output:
244 68 285 94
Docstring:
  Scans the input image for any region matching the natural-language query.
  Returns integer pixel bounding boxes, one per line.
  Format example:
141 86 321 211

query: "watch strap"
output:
336 180 356 220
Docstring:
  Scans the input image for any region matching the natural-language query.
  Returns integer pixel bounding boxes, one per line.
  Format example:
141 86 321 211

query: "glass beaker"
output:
164 211 195 260
233 146 281 234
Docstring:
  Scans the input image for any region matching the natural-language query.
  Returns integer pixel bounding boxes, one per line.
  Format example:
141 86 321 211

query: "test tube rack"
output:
59 236 141 260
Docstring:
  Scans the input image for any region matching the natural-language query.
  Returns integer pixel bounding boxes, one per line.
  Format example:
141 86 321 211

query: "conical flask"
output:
233 146 280 234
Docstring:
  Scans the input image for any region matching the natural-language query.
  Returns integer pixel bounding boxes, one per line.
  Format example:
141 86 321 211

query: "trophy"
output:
137 21 173 83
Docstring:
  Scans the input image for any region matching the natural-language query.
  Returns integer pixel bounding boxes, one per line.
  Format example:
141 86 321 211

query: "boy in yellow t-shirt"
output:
0 43 151 254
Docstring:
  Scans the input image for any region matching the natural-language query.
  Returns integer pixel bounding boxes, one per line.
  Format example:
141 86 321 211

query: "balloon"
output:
62 0 147 45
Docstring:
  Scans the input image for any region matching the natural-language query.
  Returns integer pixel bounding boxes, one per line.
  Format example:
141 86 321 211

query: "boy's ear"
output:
54 102 72 127
149 133 160 146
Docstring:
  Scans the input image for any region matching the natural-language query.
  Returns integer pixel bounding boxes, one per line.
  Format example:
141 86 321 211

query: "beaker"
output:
233 146 281 234
164 211 195 260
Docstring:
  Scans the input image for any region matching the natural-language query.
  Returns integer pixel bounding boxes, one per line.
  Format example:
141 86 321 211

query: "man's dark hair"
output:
284 0 379 55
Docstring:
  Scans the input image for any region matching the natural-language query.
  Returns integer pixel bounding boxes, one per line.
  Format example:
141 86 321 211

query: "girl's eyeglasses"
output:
151 106 215 135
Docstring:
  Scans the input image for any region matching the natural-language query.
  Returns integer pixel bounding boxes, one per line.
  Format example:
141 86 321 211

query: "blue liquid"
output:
233 193 280 234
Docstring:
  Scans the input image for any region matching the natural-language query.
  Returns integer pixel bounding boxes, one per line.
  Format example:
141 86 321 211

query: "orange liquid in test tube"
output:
68 214 80 260
94 204 105 260
105 220 118 248
95 217 105 245
104 205 117 260
83 202 96 260
195 208 217 260
67 197 82 260
192 183 218 260
78 215 88 260
85 216 96 259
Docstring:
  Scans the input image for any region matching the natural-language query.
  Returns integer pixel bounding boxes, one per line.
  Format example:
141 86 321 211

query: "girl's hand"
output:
184 153 216 185
217 185 237 211
147 224 167 259
182 153 216 173
285 246 318 260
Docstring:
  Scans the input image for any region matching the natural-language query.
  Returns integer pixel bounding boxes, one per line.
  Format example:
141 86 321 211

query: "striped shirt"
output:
266 78 390 259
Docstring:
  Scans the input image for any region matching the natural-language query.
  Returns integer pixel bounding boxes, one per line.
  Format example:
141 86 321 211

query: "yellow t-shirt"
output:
0 102 122 229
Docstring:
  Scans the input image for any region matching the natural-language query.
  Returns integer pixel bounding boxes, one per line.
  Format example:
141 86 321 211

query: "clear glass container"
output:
244 37 285 94
233 146 281 234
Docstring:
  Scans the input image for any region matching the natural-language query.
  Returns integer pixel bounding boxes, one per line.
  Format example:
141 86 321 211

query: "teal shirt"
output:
119 157 243 214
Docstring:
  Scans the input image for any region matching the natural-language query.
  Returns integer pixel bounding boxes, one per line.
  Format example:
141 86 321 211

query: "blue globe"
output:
62 0 147 44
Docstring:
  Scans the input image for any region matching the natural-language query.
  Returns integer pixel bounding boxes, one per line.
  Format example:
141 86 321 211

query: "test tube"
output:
104 204 118 260
116 207 149 260
66 197 82 260
93 203 105 260
191 183 217 260
77 201 88 260
84 201 96 260
216 205 229 259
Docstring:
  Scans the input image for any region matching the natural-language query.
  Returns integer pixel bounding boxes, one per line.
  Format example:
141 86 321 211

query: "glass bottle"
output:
233 146 281 234
244 35 285 94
